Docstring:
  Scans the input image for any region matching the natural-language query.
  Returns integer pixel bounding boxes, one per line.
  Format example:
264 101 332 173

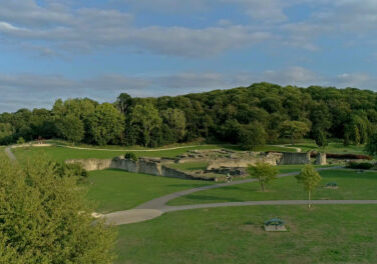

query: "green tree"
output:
56 114 85 143
295 165 322 208
280 120 310 145
87 103 125 145
129 103 162 147
239 122 267 150
0 158 116 263
116 93 133 114
161 108 186 143
365 133 377 156
247 162 278 192
0 123 14 145
314 129 328 149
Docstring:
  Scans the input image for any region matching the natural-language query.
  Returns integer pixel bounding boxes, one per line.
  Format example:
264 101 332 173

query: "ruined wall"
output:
315 153 327 165
207 152 283 170
66 157 209 180
66 158 113 171
279 152 311 165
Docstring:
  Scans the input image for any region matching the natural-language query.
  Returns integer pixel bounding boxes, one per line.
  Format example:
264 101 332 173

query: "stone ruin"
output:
67 149 328 182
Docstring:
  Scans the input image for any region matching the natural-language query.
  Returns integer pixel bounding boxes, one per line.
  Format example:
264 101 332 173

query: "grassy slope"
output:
169 169 377 205
115 205 377 264
293 142 366 154
86 169 212 213
12 144 300 163
0 146 7 160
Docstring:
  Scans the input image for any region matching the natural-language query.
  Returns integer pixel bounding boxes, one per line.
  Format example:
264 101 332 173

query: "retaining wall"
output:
278 152 311 165
66 157 207 180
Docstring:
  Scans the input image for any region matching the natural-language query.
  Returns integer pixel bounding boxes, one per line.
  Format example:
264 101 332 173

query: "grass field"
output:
12 144 302 163
12 145 228 163
0 147 7 160
168 169 377 205
167 162 209 171
86 169 212 213
115 205 377 264
292 142 367 154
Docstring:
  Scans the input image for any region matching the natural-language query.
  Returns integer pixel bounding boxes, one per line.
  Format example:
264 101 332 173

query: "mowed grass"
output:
115 205 377 264
86 169 212 213
12 145 231 163
292 142 367 154
276 164 336 174
0 146 7 160
168 169 377 205
12 143 303 163
168 162 209 171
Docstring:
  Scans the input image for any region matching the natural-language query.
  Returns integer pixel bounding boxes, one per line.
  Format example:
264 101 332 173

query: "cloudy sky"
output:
1 0 377 112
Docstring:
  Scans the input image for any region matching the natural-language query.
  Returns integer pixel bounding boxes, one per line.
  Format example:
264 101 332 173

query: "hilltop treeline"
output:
1 83 376 148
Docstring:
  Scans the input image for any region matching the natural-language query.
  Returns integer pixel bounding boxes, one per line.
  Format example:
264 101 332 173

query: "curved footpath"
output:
4 146 17 161
102 166 377 226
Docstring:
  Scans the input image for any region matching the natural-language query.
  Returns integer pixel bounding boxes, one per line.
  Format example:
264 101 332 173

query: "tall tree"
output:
161 108 187 144
87 103 125 145
295 165 322 208
56 114 85 143
129 103 162 147
0 158 116 263
280 120 310 145
116 93 133 114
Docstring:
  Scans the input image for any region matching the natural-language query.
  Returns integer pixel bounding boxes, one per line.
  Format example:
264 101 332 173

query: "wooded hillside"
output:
1 82 376 148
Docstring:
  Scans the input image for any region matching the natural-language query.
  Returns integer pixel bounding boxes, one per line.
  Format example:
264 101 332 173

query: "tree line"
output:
1 82 377 148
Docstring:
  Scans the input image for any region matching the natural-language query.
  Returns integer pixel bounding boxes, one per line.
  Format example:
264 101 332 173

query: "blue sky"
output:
1 0 377 112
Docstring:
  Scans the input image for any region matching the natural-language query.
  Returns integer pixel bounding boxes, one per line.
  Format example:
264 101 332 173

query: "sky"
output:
1 0 377 112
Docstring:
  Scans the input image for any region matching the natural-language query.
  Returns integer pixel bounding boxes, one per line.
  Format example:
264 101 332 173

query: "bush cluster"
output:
125 152 138 161
347 162 374 170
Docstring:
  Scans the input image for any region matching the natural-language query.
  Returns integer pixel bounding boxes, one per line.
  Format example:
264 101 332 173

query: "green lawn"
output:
276 164 336 174
86 169 212 213
12 144 304 163
167 162 209 171
0 146 7 160
168 169 377 205
12 145 231 163
115 205 377 264
292 142 367 154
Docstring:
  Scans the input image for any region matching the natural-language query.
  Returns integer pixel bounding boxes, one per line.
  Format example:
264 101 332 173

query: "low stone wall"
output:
66 157 211 181
207 152 283 170
278 152 311 165
66 158 113 171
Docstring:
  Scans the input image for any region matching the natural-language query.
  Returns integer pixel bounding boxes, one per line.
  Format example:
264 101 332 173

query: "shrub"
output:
16 137 25 145
125 152 138 161
347 162 374 170
326 153 372 160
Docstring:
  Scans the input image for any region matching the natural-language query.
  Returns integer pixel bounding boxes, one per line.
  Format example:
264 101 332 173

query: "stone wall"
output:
66 158 113 171
278 152 311 165
66 157 211 181
207 152 283 170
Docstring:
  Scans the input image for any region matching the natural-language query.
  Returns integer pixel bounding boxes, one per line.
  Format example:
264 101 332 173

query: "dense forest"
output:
1 82 376 149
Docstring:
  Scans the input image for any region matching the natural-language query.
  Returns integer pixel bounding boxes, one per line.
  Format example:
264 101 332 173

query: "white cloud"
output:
1 68 376 112
0 1 272 57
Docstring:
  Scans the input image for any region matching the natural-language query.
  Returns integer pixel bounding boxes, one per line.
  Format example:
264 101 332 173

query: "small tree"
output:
365 133 377 156
295 165 322 208
16 137 26 145
314 129 328 150
247 162 278 192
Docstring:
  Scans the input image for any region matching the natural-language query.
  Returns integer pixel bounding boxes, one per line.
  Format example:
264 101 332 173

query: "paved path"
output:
103 167 372 226
273 144 302 152
4 146 16 161
57 144 212 152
